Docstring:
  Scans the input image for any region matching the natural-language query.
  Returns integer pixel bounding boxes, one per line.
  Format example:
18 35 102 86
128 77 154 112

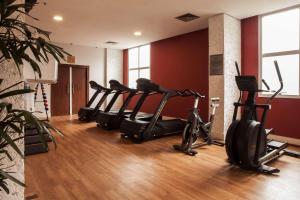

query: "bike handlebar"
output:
177 89 205 98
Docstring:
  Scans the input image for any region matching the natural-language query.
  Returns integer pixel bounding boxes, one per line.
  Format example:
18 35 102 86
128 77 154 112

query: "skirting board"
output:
211 133 300 146
269 134 300 146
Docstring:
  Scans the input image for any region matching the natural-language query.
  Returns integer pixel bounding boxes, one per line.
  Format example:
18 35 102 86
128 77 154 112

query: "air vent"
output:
105 41 118 45
176 13 200 22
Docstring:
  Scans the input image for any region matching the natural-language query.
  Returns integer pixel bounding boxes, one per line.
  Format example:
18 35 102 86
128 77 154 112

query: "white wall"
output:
106 49 123 85
24 43 124 116
58 43 105 100
23 52 57 81
24 43 105 116
23 57 57 119
106 48 123 110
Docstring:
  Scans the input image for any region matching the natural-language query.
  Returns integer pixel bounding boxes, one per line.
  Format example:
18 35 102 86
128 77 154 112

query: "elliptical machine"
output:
173 89 223 156
225 61 300 174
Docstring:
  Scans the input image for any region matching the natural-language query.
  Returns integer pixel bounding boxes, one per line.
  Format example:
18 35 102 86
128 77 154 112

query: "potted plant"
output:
0 0 69 194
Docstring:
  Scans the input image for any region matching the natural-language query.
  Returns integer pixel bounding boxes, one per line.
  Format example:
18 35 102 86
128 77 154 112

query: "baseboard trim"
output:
269 134 300 146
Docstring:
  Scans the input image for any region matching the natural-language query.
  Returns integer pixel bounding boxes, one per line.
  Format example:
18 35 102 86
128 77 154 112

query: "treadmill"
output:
95 80 153 130
78 81 113 122
120 78 186 143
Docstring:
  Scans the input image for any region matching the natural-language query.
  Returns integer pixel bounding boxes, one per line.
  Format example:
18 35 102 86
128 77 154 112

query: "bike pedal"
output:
187 150 198 156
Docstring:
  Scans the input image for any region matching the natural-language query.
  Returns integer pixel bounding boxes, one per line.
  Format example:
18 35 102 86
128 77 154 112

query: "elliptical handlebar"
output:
261 79 270 91
270 60 284 100
274 61 283 83
235 61 241 76
234 61 283 102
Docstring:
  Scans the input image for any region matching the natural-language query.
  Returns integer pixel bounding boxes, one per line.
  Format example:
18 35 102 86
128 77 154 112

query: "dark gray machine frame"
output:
173 89 223 156
78 81 115 122
96 80 148 129
120 78 186 143
225 61 300 174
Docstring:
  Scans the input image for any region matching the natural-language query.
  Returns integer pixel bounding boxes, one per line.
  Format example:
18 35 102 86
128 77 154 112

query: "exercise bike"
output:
225 61 300 174
173 89 224 156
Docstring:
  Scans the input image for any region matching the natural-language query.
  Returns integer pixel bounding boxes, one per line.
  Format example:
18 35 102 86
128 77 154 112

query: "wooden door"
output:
72 66 89 115
51 64 70 116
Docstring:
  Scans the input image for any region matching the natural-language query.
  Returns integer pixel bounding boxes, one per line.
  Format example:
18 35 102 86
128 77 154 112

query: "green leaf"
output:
7 123 22 134
0 149 12 161
17 111 48 148
0 180 9 194
42 121 64 137
0 89 33 100
0 102 12 112
0 170 25 187
0 128 23 158
21 54 42 78
0 0 69 77
4 4 26 19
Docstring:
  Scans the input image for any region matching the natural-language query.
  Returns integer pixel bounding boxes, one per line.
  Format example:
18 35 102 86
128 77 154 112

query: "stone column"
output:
0 1 25 199
208 14 241 140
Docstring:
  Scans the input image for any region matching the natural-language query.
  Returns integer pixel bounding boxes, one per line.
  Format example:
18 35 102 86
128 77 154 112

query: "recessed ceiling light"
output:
53 15 63 22
134 31 142 36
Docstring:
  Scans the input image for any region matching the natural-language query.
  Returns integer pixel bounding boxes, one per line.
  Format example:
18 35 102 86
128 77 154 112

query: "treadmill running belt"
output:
120 118 186 143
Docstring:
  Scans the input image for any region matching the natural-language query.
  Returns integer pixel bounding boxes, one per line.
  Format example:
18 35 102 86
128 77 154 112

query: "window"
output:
128 45 150 88
260 7 300 97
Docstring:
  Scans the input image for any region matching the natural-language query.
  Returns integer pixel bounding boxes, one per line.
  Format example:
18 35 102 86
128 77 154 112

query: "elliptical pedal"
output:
283 149 300 158
267 140 288 150
258 165 280 174
265 128 274 135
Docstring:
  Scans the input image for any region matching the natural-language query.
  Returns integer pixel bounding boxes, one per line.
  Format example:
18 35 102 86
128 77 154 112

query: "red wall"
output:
124 29 209 120
242 16 300 139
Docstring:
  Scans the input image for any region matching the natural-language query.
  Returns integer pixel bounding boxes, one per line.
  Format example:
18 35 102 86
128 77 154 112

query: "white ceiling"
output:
28 0 300 49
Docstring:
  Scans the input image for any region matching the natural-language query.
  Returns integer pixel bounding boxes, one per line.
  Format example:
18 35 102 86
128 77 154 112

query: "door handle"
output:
67 83 70 94
72 84 75 94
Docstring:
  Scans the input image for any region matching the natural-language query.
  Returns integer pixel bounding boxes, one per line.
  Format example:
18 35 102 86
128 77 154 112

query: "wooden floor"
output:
25 116 300 200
